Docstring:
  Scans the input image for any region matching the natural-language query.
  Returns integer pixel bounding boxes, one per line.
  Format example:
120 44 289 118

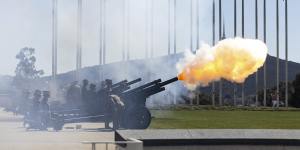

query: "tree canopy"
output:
13 47 44 89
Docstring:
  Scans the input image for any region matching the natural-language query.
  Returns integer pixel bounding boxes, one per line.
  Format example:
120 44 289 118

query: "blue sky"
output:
0 0 298 75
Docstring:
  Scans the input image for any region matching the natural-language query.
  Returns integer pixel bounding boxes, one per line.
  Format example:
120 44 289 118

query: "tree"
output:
12 47 44 90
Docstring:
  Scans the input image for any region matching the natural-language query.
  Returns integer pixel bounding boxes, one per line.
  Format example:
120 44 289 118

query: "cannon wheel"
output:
122 106 151 129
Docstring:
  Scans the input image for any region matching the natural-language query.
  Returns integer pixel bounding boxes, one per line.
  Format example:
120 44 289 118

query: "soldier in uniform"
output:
31 90 41 115
25 90 41 128
97 81 107 111
40 91 50 130
110 95 124 130
81 79 89 102
19 90 30 115
87 83 97 115
66 81 81 108
103 79 113 129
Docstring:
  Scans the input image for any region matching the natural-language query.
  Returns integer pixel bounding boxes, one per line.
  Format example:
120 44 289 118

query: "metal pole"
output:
52 0 57 78
234 0 236 37
212 0 215 106
145 0 149 58
168 0 171 55
76 0 82 79
103 0 106 64
285 0 288 107
126 0 130 60
241 0 245 106
255 0 258 106
99 0 103 81
196 0 199 49
99 0 103 65
51 0 58 99
122 0 126 61
218 0 222 106
174 0 177 54
190 0 193 52
173 0 177 103
150 0 154 58
276 0 279 107
263 0 267 107
233 0 237 106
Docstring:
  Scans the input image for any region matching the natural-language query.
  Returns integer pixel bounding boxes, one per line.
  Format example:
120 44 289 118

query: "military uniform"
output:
87 83 97 115
39 91 50 130
25 90 41 129
110 95 124 130
81 79 89 102
103 79 113 129
66 81 81 108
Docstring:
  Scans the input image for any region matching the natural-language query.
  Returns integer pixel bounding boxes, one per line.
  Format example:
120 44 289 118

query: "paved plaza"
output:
0 109 114 150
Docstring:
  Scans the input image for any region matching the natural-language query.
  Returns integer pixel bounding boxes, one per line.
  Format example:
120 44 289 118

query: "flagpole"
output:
233 0 237 106
52 0 57 79
255 0 258 106
167 0 171 55
241 0 245 106
285 0 288 107
212 0 216 106
190 0 193 52
99 0 103 81
218 0 222 106
276 0 279 107
122 0 126 60
103 0 106 64
76 0 82 79
263 0 267 107
174 0 177 54
196 0 200 49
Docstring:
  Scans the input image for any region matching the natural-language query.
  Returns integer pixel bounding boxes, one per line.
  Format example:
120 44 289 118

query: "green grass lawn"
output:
150 110 300 129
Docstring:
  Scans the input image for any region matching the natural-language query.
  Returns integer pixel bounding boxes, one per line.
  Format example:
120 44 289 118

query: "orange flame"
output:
177 37 268 89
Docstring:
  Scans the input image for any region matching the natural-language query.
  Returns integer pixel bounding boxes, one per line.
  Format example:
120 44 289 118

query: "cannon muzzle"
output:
159 77 178 87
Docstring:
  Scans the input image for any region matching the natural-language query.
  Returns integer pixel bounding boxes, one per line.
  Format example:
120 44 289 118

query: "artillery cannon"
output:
24 77 178 130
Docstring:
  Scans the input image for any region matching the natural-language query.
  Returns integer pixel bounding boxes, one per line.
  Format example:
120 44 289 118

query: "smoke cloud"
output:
177 37 268 89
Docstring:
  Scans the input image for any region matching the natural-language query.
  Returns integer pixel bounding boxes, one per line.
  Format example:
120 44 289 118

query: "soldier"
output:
81 79 89 102
24 90 41 128
110 95 124 130
40 91 50 130
31 90 41 114
66 81 81 108
19 90 30 115
97 81 106 102
87 83 97 115
103 79 113 129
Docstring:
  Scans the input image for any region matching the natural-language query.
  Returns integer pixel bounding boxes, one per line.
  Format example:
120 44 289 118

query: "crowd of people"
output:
65 79 114 115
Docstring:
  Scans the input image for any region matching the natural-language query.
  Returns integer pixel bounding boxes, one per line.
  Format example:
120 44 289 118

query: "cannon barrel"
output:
140 77 178 97
159 77 178 87
111 78 142 94
111 80 128 88
127 78 142 86
126 79 162 94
